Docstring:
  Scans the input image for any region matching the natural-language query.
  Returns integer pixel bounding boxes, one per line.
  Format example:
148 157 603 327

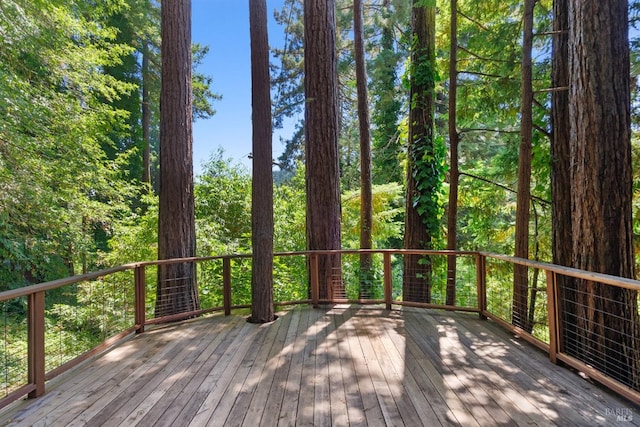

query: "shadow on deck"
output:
1 305 637 426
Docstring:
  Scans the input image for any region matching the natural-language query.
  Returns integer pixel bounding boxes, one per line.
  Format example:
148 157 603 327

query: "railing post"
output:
134 265 146 334
545 270 559 364
28 291 45 398
223 257 232 316
384 252 392 310
310 254 319 308
476 253 487 319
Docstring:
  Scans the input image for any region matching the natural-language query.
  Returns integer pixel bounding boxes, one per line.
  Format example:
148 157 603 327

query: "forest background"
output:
2 0 640 294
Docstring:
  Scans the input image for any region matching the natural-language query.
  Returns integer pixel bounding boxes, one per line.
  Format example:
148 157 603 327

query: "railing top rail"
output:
274 249 480 257
0 265 133 302
482 252 640 291
3 248 640 302
0 254 251 302
0 249 478 302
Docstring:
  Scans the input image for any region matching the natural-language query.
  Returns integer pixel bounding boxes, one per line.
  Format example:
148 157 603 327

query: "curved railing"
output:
0 249 639 409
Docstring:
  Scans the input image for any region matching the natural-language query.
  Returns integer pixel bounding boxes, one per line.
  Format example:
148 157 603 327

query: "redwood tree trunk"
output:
156 0 199 317
551 0 571 268
445 0 458 306
304 0 342 300
249 0 275 323
551 0 575 351
141 41 152 186
354 0 373 299
512 0 535 332
567 0 639 389
403 0 436 303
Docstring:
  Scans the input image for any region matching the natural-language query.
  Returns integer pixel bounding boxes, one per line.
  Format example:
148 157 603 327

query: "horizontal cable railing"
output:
483 256 551 350
483 252 640 403
0 249 639 409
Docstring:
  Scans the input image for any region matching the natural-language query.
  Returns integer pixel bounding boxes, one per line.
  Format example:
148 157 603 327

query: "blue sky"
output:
191 0 291 175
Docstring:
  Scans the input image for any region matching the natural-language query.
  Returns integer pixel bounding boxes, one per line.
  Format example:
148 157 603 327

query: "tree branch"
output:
457 10 490 32
457 45 512 63
459 127 519 134
459 172 551 205
458 70 512 80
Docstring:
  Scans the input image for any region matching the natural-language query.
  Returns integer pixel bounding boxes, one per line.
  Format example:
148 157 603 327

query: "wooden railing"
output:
1 249 639 409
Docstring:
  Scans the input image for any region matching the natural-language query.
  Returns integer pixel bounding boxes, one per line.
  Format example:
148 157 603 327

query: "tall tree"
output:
272 0 306 171
0 0 136 285
354 0 374 298
551 0 570 269
445 0 459 306
156 0 199 317
551 0 575 363
564 0 639 388
142 40 153 186
403 0 440 303
512 0 535 332
249 0 275 323
304 0 343 299
370 0 405 186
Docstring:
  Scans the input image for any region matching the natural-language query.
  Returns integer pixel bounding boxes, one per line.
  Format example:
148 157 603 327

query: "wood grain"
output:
1 306 637 426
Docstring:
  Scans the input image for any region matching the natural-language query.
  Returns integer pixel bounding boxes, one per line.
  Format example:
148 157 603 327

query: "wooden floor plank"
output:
7 323 191 426
227 310 291 426
2 305 637 427
258 306 302 427
341 309 387 426
187 320 261 426
347 311 392 425
125 315 246 427
46 323 210 427
168 316 252 427
313 310 333 427
276 305 311 427
415 310 524 426
402 310 499 426
457 314 639 426
352 311 421 426
380 310 462 427
79 320 221 427
295 305 320 427
442 313 572 427
324 306 352 427
369 311 443 425
333 307 367 427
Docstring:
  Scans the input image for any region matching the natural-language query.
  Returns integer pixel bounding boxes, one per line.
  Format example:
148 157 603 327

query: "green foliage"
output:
272 0 411 190
273 165 307 252
0 0 140 286
192 44 223 121
195 150 252 255
411 134 448 238
369 4 406 184
102 193 159 266
271 0 305 170
342 183 404 249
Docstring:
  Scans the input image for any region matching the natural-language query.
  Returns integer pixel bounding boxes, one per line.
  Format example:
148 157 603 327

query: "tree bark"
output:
403 0 436 303
354 0 373 299
371 0 402 186
551 0 576 353
512 0 535 332
567 0 639 389
142 40 152 186
304 0 342 300
249 0 275 323
551 0 571 268
445 0 458 306
156 0 199 317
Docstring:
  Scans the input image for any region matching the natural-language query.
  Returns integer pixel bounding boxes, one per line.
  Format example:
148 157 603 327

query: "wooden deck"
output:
1 305 638 426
